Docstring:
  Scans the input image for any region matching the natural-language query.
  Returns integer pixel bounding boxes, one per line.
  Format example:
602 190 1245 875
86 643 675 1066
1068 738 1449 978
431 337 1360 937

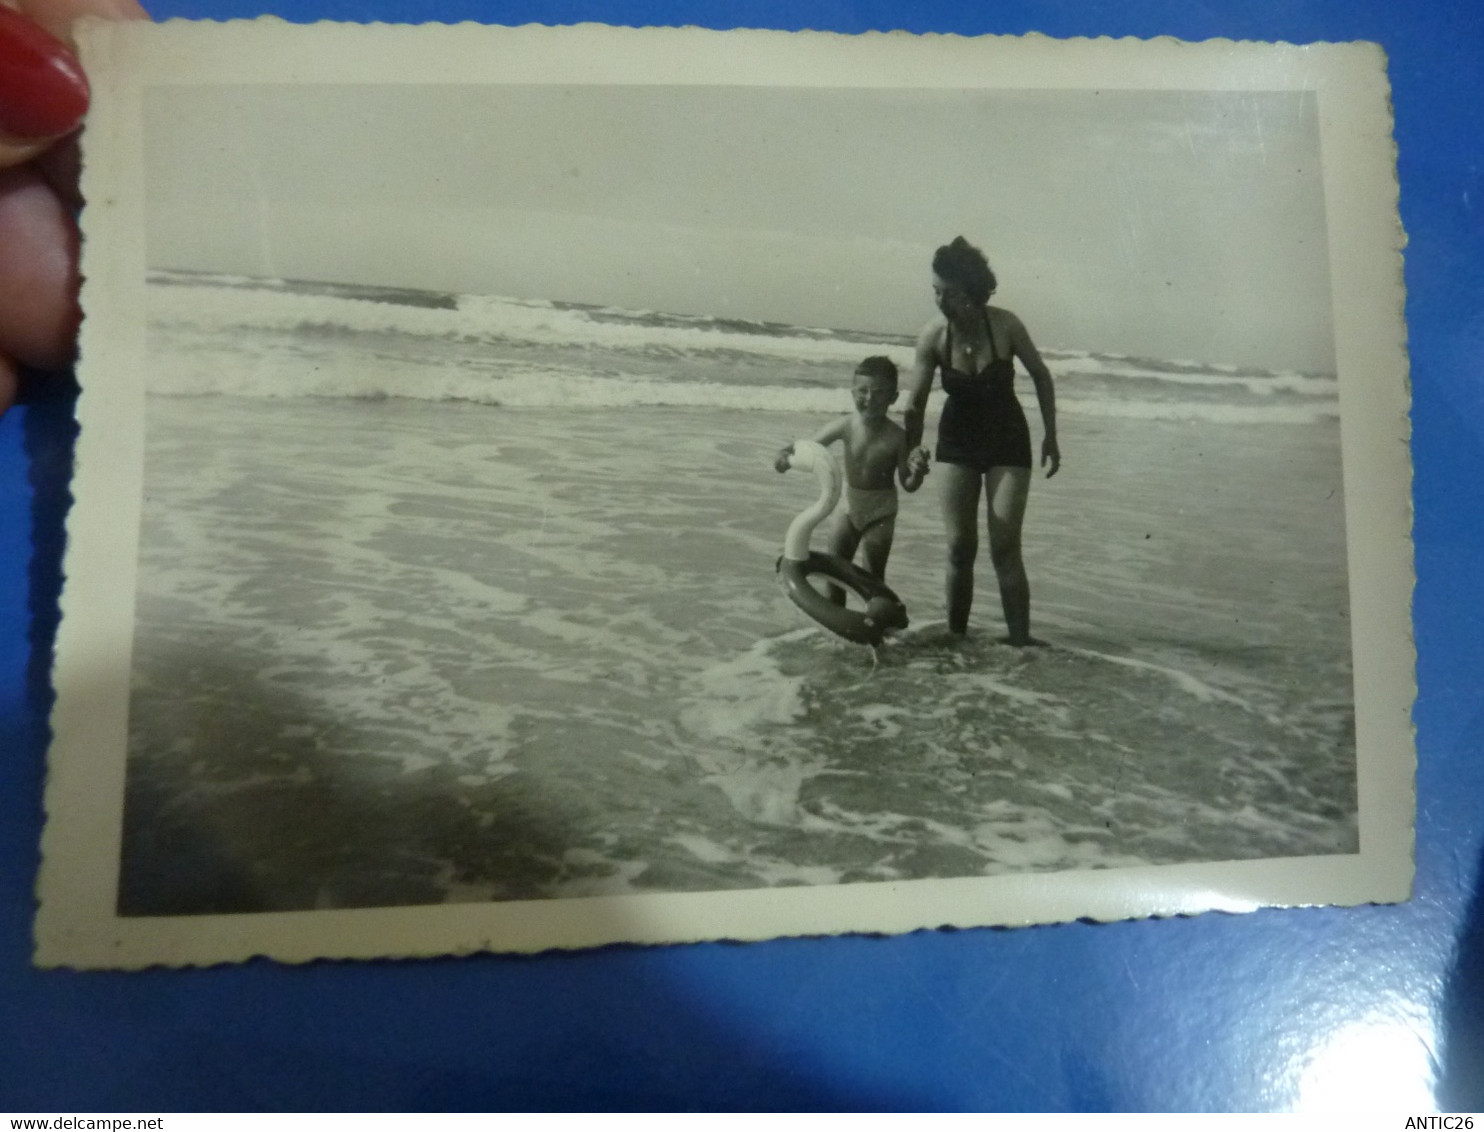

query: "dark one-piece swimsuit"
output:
935 311 1033 472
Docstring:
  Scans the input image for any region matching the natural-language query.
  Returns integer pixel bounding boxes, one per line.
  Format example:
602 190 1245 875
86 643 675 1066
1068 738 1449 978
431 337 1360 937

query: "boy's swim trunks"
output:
844 485 898 536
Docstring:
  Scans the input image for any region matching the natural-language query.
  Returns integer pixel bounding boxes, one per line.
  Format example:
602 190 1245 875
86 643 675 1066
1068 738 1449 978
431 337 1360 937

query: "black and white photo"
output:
36 22 1414 966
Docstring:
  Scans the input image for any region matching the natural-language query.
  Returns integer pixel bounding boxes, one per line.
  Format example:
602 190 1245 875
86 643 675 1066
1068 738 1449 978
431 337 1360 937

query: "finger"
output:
0 0 150 168
0 162 79 369
33 130 80 209
0 353 18 415
0 4 89 168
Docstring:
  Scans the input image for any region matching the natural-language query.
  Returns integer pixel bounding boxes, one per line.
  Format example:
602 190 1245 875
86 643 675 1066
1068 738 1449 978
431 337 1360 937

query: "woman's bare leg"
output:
939 462 982 634
985 466 1034 645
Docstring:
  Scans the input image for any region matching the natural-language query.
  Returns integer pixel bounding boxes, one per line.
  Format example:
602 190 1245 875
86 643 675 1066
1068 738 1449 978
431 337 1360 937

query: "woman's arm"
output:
1007 311 1060 478
902 321 941 451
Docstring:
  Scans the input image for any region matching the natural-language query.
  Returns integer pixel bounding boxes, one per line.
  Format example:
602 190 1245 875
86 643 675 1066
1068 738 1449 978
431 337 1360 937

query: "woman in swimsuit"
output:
903 237 1060 645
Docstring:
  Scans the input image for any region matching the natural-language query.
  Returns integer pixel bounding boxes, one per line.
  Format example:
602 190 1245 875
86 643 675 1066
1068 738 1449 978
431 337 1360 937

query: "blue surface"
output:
3 0 1482 1113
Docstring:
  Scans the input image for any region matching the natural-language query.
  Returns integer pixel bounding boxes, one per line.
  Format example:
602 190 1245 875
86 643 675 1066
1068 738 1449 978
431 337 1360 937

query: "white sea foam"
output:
678 635 811 743
149 277 912 367
145 273 1341 425
121 396 1358 911
1050 351 1336 397
1063 645 1254 708
1057 396 1339 424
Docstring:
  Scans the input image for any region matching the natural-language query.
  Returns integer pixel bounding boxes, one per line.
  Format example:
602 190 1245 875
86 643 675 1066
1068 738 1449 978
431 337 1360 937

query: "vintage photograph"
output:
37 23 1414 966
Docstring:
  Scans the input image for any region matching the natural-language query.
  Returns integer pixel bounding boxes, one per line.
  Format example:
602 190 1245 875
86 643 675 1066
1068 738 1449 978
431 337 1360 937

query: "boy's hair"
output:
932 236 996 306
855 355 899 391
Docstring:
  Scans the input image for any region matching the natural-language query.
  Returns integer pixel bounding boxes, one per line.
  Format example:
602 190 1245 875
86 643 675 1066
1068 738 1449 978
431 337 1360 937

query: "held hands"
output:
773 443 795 473
898 446 929 492
1041 435 1061 478
0 0 148 415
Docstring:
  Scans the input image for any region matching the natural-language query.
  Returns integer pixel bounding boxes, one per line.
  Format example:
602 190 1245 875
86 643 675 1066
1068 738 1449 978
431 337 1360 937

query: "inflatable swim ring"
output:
776 439 909 647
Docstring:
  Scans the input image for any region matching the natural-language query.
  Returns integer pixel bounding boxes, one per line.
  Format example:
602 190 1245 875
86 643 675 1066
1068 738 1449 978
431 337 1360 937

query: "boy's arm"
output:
776 417 848 472
809 416 851 447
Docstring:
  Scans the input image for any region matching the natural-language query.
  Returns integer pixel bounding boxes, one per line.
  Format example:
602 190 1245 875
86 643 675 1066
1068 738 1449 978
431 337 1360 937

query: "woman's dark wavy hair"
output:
932 236 996 306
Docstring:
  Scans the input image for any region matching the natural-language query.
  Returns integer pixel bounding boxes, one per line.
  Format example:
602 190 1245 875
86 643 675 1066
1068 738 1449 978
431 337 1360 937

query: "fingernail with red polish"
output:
0 6 90 140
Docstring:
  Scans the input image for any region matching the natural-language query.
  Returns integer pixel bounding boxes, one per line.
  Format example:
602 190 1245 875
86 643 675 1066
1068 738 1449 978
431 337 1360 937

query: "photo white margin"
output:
35 20 1415 968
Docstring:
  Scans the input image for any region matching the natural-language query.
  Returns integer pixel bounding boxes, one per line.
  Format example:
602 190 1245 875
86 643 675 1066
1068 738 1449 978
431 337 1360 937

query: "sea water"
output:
118 273 1355 914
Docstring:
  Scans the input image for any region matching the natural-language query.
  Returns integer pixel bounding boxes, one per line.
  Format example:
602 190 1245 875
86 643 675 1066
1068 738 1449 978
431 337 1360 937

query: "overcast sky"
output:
145 84 1335 371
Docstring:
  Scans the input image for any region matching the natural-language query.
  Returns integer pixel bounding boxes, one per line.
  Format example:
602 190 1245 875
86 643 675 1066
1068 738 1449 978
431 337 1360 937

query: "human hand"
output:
908 447 930 478
773 443 794 473
0 0 148 414
1041 435 1061 478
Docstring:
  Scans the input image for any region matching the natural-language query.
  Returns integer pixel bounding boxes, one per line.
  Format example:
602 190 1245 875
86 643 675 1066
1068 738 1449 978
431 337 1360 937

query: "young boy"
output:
775 356 930 593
